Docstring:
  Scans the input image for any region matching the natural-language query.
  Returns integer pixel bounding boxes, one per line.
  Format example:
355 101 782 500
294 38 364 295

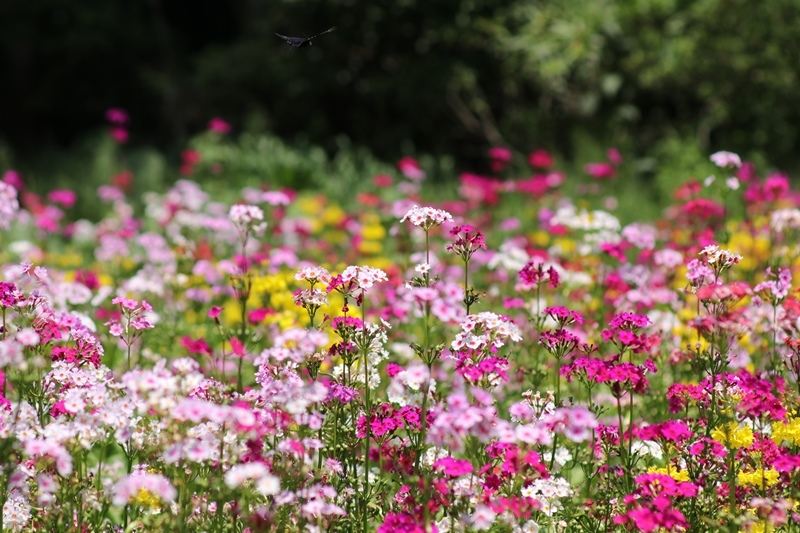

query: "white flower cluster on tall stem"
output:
400 205 453 231
229 203 267 242
340 265 388 290
452 311 522 351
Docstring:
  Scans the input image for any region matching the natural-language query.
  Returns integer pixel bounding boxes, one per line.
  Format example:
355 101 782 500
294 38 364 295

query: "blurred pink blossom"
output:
528 149 554 169
710 150 742 168
105 107 129 125
109 126 128 144
2 170 24 191
585 162 616 180
208 117 231 134
397 157 425 181
607 147 623 165
47 189 77 208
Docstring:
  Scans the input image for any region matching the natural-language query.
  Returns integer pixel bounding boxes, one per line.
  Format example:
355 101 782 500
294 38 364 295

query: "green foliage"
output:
4 0 800 181
494 0 800 170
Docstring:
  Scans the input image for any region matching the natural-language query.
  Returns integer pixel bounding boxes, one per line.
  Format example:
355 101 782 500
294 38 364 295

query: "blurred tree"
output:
494 0 800 167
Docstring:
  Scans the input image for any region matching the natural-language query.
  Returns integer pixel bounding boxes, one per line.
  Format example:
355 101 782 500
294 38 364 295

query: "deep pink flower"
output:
47 189 77 208
585 162 616 180
208 117 231 134
385 363 403 377
2 170 24 191
528 149 554 169
489 146 512 172
433 457 473 477
377 512 436 533
109 127 128 144
105 108 129 125
607 147 623 165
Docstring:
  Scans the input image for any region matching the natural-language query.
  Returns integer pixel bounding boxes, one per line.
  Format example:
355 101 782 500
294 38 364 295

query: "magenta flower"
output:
208 117 231 134
105 107 129 125
543 306 584 327
377 512 436 533
585 162 616 180
528 149 554 169
2 169 24 190
446 224 486 262
46 189 77 208
518 261 559 289
489 146 512 172
607 147 623 165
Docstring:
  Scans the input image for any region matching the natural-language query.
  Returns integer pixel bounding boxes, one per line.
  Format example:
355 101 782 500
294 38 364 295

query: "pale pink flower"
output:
710 150 742 168
112 473 177 506
471 505 496 530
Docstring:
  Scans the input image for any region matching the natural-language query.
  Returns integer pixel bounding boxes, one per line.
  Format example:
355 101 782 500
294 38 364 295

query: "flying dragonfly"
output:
275 27 337 48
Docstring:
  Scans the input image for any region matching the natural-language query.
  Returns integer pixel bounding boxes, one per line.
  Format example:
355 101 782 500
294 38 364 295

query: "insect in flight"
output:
275 27 337 48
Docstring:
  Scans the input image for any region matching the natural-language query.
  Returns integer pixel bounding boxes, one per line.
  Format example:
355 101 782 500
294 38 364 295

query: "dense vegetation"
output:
3 0 800 185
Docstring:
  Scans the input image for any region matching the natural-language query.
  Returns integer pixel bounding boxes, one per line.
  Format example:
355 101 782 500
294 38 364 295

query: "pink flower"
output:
471 505 497 530
109 127 129 144
397 157 426 181
2 170 24 191
585 162 616 180
47 189 77 208
208 117 231 134
433 457 474 477
112 473 177 506
489 146 512 172
607 147 623 165
373 174 393 187
0 181 20 230
528 149 554 169
710 150 742 168
105 108 129 125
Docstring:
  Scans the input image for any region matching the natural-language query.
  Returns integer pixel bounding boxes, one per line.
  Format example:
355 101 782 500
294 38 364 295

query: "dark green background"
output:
2 0 799 177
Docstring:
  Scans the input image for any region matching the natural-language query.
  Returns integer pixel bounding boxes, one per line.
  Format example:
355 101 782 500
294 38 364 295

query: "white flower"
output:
400 205 453 230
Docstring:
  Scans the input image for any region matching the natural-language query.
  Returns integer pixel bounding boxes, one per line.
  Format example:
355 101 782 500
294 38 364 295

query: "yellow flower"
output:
711 421 754 449
551 238 577 256
321 205 347 227
361 221 386 241
772 417 800 446
531 230 550 248
737 468 779 488
646 465 691 482
727 230 769 271
132 488 162 508
358 240 383 255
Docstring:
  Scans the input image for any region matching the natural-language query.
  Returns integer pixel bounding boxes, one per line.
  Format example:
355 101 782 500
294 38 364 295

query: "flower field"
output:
2 148 800 533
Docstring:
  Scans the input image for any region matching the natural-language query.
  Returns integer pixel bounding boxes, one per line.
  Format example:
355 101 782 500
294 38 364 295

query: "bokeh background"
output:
2 0 799 213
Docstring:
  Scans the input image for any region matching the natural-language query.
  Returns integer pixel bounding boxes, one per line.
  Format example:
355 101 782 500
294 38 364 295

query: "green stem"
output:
362 297 370 533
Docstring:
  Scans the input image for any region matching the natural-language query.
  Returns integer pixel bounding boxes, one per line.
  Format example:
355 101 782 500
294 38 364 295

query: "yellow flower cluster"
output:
737 468 779 488
711 422 754 449
646 465 691 482
747 519 772 533
771 417 800 446
132 488 162 508
727 228 771 272
359 212 386 256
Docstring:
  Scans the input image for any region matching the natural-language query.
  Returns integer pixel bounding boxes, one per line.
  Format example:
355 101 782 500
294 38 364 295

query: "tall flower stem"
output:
361 296 371 533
